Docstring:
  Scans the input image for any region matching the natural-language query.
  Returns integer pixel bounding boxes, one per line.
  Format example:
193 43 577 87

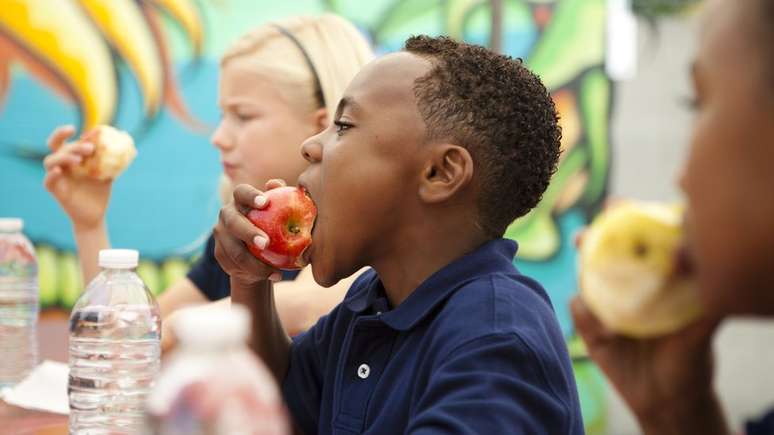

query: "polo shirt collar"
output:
344 239 518 331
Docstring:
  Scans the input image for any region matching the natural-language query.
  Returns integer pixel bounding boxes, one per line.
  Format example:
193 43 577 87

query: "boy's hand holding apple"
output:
213 179 316 287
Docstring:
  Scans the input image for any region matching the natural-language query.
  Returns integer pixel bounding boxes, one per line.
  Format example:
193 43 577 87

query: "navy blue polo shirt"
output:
747 408 774 435
282 239 583 434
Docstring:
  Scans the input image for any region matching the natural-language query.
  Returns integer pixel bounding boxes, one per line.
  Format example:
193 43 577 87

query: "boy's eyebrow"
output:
335 96 362 118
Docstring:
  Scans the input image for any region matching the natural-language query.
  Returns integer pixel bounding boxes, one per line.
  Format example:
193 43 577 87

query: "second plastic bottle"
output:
68 249 161 434
0 218 38 388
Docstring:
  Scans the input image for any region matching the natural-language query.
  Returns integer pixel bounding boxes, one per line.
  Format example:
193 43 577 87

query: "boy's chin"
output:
310 260 339 288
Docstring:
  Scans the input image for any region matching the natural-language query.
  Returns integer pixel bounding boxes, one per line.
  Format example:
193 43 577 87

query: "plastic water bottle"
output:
0 218 39 388
146 304 289 435
68 249 161 434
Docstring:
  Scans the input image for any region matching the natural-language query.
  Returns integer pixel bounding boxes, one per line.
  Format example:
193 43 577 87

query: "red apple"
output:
246 186 316 270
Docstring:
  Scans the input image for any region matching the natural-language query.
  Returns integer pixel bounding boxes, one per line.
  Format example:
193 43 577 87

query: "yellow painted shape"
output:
151 0 204 55
80 0 163 116
0 0 116 127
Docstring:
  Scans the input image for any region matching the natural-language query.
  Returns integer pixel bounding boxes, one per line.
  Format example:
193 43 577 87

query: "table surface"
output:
1 310 69 435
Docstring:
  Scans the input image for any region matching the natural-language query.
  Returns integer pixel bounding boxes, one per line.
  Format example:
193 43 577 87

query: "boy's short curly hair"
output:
404 35 561 238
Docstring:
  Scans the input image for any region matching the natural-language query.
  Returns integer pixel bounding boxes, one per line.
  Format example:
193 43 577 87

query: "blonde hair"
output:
221 13 373 123
217 14 374 202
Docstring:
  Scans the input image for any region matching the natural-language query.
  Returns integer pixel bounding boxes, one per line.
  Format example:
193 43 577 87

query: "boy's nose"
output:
301 136 323 163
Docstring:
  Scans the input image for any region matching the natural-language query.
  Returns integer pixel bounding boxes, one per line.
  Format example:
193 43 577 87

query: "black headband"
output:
272 24 326 108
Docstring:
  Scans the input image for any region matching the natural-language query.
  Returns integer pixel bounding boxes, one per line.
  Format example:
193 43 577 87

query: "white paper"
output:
1 360 69 415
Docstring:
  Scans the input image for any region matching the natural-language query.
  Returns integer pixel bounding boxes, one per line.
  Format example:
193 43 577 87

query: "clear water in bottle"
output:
68 249 161 434
0 217 39 389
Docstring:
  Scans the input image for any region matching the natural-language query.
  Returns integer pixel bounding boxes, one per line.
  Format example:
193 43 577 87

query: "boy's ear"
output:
418 144 474 204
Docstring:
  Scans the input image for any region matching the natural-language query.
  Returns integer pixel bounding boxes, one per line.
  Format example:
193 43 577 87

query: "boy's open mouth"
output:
298 184 318 249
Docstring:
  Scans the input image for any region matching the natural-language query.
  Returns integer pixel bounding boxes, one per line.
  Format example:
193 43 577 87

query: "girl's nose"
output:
211 121 234 151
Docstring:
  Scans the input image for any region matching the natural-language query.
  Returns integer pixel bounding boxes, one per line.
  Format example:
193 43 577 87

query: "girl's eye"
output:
334 120 353 136
236 112 255 122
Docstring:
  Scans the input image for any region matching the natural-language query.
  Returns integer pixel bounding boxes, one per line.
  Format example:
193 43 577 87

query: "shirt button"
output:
357 363 370 379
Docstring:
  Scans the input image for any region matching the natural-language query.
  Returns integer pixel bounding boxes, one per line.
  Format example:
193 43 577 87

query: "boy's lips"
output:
297 181 318 261
677 211 696 277
302 242 314 266
674 243 695 278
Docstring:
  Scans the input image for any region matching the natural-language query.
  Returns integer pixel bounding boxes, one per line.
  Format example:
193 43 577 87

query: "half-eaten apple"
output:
579 200 702 337
246 186 316 270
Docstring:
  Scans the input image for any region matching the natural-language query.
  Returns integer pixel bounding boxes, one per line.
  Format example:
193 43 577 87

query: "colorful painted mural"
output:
1 0 611 432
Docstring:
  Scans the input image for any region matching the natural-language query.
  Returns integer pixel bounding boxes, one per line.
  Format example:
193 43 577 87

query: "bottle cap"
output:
174 304 250 346
0 218 23 232
98 249 139 269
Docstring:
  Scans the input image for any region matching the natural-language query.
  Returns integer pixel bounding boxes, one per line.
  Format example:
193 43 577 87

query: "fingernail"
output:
269 272 282 282
254 195 267 208
253 234 268 250
83 142 94 151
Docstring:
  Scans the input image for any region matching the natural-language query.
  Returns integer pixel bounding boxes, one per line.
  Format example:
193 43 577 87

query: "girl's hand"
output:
43 125 112 230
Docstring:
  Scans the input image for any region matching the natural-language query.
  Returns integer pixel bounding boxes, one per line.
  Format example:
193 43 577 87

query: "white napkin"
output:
0 360 69 414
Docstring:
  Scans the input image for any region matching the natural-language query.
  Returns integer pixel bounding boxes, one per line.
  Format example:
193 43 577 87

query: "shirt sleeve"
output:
186 233 230 301
281 308 337 434
406 333 580 435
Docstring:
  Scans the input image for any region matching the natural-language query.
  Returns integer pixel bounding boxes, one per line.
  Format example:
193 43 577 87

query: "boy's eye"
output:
334 120 353 136
682 88 703 111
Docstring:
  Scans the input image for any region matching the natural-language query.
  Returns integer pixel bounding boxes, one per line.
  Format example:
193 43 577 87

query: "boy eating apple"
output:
214 35 583 434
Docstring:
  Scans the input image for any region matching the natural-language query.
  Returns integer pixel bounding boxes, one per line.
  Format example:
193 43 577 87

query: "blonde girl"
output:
42 14 374 345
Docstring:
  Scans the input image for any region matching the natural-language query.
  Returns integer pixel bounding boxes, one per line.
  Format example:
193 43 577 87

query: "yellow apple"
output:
579 201 702 337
